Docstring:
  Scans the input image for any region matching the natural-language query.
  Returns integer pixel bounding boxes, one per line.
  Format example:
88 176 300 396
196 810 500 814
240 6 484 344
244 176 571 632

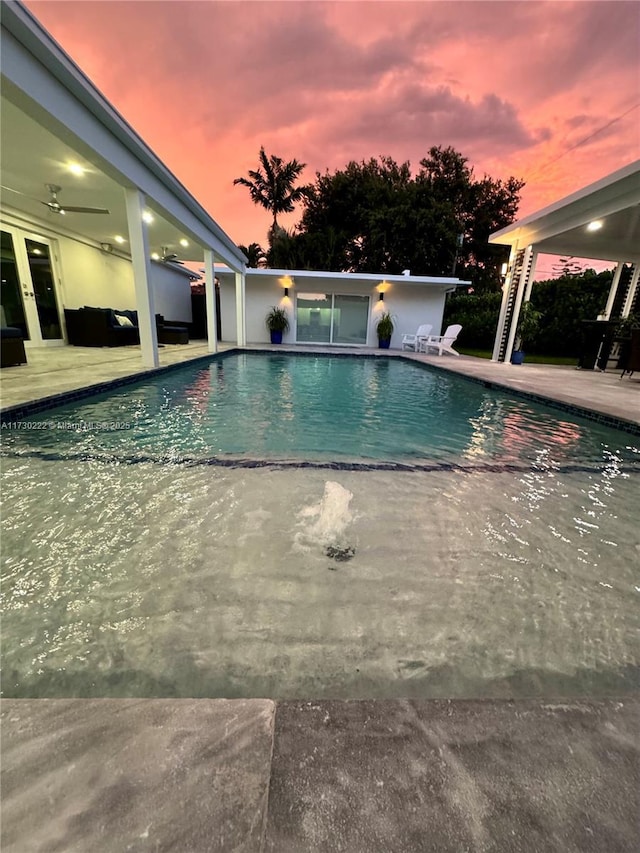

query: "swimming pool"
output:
1 352 637 466
1 353 639 699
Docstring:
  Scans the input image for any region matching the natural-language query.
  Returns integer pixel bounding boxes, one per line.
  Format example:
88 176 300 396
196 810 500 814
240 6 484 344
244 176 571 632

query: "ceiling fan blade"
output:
1 184 29 197
59 206 110 214
2 185 42 203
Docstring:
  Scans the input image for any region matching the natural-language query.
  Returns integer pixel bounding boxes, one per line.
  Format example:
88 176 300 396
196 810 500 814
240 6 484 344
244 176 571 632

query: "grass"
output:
457 347 577 366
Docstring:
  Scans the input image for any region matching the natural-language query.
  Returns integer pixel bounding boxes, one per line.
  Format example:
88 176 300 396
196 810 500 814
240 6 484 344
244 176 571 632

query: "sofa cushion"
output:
114 313 135 327
114 309 138 326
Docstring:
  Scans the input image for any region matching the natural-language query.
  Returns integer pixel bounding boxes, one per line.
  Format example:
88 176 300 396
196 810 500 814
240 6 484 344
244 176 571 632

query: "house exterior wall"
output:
148 261 192 323
218 272 452 347
1 208 192 329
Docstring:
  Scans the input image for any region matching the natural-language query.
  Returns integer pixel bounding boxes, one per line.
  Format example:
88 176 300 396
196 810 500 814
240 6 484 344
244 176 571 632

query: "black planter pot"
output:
378 338 391 349
270 330 283 344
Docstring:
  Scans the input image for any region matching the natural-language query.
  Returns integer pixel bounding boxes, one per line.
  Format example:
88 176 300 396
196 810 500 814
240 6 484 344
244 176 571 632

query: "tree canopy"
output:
237 242 267 268
263 147 524 291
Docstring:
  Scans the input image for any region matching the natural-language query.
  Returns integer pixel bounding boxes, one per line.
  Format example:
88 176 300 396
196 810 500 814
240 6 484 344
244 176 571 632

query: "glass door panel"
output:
0 230 29 337
332 294 369 345
24 238 62 340
296 293 332 343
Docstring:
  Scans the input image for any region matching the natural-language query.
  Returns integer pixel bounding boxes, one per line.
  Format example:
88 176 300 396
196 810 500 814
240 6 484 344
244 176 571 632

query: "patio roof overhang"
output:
0 1 247 271
215 267 471 290
488 161 640 363
488 160 640 264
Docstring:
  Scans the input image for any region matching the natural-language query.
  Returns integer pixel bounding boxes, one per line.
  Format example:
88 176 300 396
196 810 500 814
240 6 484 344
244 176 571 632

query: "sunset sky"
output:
26 0 640 268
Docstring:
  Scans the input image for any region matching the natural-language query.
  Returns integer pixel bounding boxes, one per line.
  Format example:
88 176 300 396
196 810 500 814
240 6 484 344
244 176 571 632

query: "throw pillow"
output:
115 314 134 327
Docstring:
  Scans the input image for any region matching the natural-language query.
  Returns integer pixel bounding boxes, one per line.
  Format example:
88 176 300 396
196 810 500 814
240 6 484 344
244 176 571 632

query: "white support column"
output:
124 188 158 368
491 246 517 362
504 244 534 365
203 249 218 353
621 264 639 318
602 263 624 319
523 250 538 302
235 269 246 346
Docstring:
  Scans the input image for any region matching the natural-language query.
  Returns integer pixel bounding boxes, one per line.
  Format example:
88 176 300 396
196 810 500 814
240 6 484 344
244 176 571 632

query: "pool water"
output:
1 354 639 700
2 352 636 466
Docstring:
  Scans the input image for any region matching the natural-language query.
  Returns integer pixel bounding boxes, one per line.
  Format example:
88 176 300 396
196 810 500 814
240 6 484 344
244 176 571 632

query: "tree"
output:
233 147 310 237
237 242 267 268
293 147 523 288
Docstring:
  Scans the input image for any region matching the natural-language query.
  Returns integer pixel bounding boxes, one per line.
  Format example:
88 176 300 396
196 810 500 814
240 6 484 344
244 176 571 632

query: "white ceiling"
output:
0 95 207 264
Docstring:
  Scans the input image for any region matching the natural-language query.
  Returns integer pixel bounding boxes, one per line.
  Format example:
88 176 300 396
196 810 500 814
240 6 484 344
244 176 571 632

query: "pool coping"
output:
1 347 639 438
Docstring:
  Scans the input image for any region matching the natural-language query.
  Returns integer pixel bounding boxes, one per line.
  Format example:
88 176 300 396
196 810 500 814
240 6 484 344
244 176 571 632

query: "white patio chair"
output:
401 324 432 351
419 324 462 356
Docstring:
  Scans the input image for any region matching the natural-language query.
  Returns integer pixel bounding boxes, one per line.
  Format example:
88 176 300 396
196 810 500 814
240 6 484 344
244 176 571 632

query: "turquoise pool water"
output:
1 353 637 467
1 353 639 700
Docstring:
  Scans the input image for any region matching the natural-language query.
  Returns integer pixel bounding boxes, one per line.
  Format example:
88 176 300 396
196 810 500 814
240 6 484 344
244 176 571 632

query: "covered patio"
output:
1 2 248 370
490 161 640 365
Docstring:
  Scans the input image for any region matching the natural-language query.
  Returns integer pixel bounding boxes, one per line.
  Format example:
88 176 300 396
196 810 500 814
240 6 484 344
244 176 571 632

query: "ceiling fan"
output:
41 184 110 215
160 247 184 264
1 183 110 215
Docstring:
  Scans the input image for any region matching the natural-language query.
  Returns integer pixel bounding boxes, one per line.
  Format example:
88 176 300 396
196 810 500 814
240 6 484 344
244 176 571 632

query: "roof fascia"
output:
238 268 469 285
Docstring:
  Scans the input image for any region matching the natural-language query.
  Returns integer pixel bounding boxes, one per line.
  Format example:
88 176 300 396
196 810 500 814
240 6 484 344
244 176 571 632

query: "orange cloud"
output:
25 1 640 250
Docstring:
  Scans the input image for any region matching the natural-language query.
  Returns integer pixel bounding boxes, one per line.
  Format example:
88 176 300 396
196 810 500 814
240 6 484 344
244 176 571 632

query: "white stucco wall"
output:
57 237 135 309
217 271 452 346
148 261 193 323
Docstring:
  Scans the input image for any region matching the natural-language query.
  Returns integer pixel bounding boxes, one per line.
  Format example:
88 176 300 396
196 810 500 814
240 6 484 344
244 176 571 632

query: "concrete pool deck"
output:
2 343 639 850
2 697 638 852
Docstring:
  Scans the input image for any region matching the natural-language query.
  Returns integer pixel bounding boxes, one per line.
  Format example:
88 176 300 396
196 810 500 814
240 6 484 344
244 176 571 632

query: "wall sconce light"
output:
100 242 113 253
379 292 384 301
284 287 289 297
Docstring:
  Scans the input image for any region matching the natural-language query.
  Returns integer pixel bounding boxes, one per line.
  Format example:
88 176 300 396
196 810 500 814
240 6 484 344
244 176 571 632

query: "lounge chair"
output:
401 324 432 351
419 324 462 356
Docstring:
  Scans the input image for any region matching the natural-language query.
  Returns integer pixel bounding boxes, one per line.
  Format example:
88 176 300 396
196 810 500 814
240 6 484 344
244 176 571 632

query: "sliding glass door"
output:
296 293 332 343
296 293 369 345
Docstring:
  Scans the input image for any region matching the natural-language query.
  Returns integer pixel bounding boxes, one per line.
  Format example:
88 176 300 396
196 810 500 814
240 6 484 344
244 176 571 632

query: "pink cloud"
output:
24 1 640 249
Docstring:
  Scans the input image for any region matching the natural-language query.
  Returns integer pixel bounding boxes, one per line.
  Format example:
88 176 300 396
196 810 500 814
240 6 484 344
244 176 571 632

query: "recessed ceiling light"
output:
151 252 160 260
179 238 189 247
31 248 42 255
143 211 154 224
68 163 85 176
587 220 603 232
114 235 126 244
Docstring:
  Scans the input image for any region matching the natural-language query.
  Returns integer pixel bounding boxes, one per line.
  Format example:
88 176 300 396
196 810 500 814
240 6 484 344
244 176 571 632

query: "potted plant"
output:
376 312 394 349
266 306 289 344
511 301 542 364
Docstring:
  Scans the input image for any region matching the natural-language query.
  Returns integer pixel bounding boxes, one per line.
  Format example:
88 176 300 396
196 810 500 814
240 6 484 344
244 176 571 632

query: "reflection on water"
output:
1 454 638 700
2 354 637 466
2 354 638 699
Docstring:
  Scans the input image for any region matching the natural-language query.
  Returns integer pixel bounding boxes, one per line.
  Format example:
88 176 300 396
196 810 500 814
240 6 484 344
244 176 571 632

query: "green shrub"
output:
443 269 614 357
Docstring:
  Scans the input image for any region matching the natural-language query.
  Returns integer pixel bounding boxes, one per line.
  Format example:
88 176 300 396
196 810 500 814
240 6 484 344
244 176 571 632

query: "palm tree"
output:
237 242 267 268
233 147 309 234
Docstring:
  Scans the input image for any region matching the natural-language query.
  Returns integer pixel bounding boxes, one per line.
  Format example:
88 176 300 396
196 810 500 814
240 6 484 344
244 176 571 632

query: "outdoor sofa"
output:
64 307 189 347
0 326 27 367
